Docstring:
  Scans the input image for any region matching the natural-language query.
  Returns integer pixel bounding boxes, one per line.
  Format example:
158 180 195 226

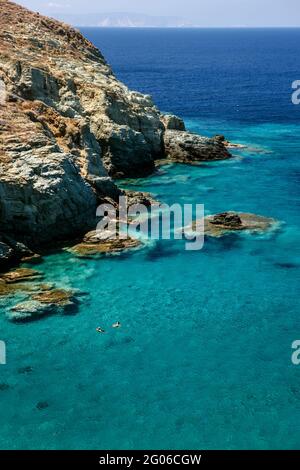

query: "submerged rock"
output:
220 137 269 153
36 401 49 411
17 366 33 375
9 288 79 322
38 283 56 292
8 301 53 322
0 383 10 391
0 280 18 296
0 278 34 297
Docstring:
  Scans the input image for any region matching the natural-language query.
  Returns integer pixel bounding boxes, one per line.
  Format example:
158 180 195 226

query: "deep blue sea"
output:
1 28 300 450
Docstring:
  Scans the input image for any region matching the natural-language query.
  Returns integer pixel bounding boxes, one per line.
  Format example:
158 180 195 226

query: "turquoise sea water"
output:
0 29 300 449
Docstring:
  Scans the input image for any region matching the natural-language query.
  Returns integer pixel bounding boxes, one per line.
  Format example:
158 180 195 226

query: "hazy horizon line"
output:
75 25 300 29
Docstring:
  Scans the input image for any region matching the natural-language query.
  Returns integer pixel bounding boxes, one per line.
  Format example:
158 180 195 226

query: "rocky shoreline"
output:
0 0 232 272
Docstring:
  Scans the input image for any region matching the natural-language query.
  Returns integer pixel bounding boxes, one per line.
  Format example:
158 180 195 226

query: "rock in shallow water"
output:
69 232 141 258
0 383 10 392
0 267 44 297
8 301 53 322
183 212 278 238
8 288 79 322
17 366 33 375
31 289 76 306
163 131 231 163
0 279 25 297
205 212 277 237
36 401 49 411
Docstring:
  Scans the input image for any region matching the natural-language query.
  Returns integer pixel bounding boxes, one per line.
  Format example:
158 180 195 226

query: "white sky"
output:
16 0 300 27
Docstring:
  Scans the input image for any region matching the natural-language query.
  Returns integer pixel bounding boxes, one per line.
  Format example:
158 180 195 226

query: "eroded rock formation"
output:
163 132 231 163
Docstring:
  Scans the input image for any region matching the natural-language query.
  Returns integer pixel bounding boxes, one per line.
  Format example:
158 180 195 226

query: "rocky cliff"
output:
0 0 230 266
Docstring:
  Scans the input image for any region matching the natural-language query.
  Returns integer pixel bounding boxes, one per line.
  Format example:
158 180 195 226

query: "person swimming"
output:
112 322 121 329
96 327 105 333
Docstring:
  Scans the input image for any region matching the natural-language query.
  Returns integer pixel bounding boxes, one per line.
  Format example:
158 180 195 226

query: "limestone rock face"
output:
0 1 118 247
0 234 36 268
163 131 231 163
0 242 14 263
160 114 186 131
0 145 98 245
0 1 164 180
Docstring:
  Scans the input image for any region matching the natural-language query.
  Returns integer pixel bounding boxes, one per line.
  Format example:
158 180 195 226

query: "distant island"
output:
55 12 196 28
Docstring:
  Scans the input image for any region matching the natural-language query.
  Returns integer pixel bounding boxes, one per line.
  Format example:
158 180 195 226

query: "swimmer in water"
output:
96 327 105 333
112 322 121 329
